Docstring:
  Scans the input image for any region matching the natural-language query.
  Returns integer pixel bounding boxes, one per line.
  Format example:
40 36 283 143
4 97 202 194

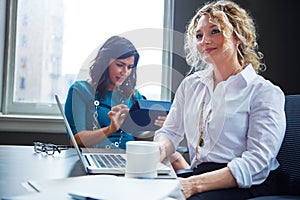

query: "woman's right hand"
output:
107 104 129 132
154 138 170 163
157 142 168 163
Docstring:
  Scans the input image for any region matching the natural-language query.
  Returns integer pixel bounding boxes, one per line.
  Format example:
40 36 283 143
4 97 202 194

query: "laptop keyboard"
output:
91 154 126 168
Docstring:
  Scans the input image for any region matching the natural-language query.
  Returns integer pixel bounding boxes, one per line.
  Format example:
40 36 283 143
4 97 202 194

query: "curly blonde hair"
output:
185 0 265 73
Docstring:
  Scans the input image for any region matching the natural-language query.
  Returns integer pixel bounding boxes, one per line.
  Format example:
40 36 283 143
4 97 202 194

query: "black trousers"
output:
187 162 281 200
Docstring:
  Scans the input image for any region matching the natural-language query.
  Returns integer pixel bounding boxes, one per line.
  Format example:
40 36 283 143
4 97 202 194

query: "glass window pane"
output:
13 0 165 111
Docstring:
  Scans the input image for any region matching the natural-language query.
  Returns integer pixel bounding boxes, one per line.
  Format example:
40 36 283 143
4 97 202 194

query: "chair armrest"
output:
175 169 193 178
177 146 189 154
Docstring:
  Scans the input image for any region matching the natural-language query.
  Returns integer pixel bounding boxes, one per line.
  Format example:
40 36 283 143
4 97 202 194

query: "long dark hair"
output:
89 36 140 100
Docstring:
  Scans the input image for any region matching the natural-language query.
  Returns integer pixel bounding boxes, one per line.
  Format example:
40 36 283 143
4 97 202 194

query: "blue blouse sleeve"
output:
64 81 94 137
134 90 146 100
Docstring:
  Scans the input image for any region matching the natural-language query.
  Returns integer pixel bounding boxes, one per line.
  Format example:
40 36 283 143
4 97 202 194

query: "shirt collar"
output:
240 64 257 85
194 64 257 89
194 66 214 88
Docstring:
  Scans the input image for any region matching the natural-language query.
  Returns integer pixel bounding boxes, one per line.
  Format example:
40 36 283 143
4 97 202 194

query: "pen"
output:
135 177 177 180
68 192 103 200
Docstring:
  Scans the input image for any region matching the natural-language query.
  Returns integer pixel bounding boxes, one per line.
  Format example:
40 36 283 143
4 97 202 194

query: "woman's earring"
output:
237 45 244 64
125 77 131 86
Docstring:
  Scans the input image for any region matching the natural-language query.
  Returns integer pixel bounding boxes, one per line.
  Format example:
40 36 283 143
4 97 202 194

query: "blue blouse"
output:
64 81 145 149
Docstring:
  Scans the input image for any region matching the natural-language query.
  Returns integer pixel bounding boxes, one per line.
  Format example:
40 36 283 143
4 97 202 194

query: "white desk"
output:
0 145 84 198
0 145 182 199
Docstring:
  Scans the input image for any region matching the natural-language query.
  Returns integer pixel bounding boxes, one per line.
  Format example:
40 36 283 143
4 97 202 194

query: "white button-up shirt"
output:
155 64 286 188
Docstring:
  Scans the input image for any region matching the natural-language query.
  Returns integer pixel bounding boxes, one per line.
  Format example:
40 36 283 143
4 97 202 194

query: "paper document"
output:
11 175 184 200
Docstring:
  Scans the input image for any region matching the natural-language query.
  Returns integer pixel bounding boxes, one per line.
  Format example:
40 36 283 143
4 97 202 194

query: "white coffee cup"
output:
125 141 160 179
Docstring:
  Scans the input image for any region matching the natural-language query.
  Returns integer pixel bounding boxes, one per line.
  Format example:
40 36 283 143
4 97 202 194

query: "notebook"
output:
120 99 172 133
54 94 171 175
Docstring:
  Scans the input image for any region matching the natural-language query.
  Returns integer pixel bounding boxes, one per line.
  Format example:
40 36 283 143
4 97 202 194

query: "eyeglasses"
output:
33 142 69 155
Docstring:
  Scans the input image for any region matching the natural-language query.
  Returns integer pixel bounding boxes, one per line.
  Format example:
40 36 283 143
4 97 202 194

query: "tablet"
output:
120 99 172 133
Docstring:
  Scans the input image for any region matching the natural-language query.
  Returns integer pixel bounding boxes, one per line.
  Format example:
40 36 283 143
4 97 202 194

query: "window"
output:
1 0 174 117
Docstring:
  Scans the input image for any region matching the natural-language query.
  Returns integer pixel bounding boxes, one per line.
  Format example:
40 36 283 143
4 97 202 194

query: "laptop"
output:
54 94 171 175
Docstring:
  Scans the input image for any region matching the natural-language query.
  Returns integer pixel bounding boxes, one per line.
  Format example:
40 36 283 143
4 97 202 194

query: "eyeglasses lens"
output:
34 142 59 155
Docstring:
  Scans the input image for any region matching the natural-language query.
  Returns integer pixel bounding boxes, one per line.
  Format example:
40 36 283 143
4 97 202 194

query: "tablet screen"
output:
120 99 172 133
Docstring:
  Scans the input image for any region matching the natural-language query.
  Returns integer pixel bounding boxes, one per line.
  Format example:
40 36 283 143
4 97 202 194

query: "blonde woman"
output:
154 1 286 199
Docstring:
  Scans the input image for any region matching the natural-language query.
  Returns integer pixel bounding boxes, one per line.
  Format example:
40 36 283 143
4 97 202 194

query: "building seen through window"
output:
11 0 165 115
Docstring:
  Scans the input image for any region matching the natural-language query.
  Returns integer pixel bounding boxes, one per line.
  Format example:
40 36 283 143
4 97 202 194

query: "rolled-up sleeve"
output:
228 83 286 188
155 80 186 149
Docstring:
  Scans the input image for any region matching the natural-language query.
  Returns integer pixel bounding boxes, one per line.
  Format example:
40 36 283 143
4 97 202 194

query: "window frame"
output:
0 0 175 132
0 0 6 113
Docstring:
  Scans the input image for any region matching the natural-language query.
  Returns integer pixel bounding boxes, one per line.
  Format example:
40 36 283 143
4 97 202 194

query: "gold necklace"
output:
213 67 242 89
230 66 243 77
195 91 212 162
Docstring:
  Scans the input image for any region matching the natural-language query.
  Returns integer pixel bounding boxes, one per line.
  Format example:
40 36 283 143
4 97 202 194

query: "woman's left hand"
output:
154 115 167 128
178 177 196 199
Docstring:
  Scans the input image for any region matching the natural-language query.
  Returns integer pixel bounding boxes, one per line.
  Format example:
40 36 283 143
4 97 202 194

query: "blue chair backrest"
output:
276 94 300 195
